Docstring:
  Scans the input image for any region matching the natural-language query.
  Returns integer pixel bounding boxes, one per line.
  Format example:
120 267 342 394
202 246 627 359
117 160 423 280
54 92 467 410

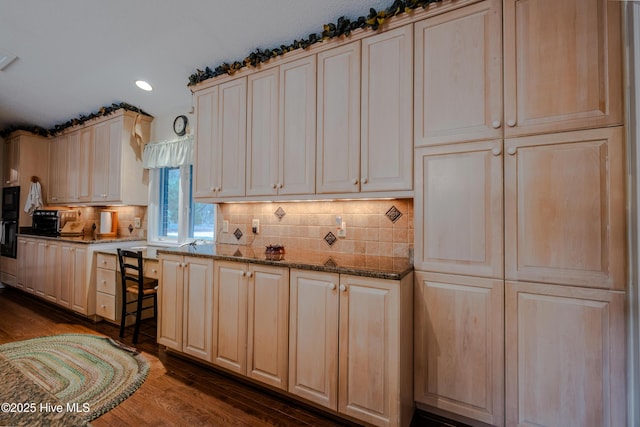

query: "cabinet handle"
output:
491 120 501 129
272 183 277 189
101 304 106 308
507 146 517 155
329 283 336 290
491 143 502 156
507 119 516 127
246 271 253 278
241 271 246 277
278 183 283 189
352 179 358 185
362 178 368 184
339 284 347 292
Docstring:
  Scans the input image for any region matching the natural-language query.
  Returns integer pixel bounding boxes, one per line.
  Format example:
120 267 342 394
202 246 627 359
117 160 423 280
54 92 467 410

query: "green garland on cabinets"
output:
187 0 444 86
0 102 152 138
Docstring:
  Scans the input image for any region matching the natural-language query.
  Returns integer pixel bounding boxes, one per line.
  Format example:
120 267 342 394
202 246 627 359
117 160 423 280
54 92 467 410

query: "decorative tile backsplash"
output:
216 199 413 258
73 205 147 238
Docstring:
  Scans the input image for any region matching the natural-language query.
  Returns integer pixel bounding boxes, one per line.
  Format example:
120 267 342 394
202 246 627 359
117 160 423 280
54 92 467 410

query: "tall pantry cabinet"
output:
413 0 625 426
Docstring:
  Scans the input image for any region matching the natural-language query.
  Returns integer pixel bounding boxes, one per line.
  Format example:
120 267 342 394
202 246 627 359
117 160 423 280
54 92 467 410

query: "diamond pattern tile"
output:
385 205 403 223
324 231 337 246
274 206 286 221
233 228 243 240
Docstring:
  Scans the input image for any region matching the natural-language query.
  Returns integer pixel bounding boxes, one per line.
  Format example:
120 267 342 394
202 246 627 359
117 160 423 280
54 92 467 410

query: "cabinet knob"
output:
339 284 347 292
329 283 336 290
491 120 501 129
507 146 517 155
101 304 106 308
272 184 277 189
241 271 246 277
278 183 283 189
362 178 368 184
491 143 502 156
507 119 516 127
352 179 358 185
246 271 253 278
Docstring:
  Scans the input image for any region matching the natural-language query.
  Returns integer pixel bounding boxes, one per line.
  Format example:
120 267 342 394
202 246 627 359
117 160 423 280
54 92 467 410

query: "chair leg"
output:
133 294 144 344
119 292 127 339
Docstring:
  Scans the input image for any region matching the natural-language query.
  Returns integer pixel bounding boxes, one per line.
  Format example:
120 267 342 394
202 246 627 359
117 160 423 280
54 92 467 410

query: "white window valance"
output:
142 135 194 169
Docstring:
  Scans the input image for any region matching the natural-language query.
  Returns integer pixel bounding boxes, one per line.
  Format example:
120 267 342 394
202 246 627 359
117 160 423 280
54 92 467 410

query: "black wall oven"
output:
1 186 20 258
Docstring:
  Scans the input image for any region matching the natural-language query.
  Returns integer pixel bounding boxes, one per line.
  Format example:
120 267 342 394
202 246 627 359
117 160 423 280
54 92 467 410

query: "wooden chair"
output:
117 249 158 344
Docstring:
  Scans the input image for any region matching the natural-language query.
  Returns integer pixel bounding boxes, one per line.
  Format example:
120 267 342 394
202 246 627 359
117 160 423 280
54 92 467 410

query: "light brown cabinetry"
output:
414 140 503 278
316 41 361 194
157 254 214 361
505 281 626 427
2 132 49 226
246 56 317 197
414 271 504 426
360 25 413 192
414 0 503 146
48 134 69 203
504 127 625 290
194 78 247 200
289 268 413 427
503 0 622 136
92 111 151 204
213 260 289 390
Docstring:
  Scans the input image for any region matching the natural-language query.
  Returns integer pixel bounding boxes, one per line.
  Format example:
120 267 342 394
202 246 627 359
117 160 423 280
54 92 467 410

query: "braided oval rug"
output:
0 333 149 426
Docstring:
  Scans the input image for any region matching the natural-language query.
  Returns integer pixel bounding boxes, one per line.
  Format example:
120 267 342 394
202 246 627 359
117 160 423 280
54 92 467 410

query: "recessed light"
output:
135 80 153 91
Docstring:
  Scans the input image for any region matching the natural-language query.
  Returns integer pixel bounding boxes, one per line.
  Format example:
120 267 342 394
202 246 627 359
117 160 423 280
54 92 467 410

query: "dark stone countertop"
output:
18 229 145 245
154 244 413 280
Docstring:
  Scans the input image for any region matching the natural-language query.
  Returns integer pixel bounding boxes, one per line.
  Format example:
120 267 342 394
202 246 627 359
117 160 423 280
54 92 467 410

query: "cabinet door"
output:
194 86 219 199
505 281 625 427
414 140 503 278
66 131 80 202
338 274 402 427
43 242 59 303
505 127 625 289
414 0 503 146
92 117 122 202
279 56 316 196
58 244 73 309
361 25 413 192
504 0 622 136
158 254 184 351
213 260 248 374
289 269 339 409
183 257 214 361
414 272 504 427
77 127 93 202
34 240 47 297
246 68 279 197
49 135 69 203
316 42 361 194
23 239 36 294
3 137 19 187
16 238 28 290
70 245 88 315
217 78 247 198
247 264 289 390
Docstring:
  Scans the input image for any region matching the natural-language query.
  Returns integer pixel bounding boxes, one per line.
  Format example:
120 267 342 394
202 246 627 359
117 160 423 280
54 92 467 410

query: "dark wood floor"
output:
0 285 468 427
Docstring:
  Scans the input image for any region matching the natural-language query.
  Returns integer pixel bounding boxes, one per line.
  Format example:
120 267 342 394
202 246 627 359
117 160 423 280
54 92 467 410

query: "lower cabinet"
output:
157 253 214 361
505 281 626 427
16 238 88 314
212 260 289 390
289 268 414 427
413 271 504 427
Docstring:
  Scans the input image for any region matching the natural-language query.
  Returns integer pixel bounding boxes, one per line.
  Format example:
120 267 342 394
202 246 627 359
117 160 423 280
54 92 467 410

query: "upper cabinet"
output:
503 0 622 136
194 78 247 201
47 109 152 205
92 112 151 204
316 41 361 194
2 135 20 187
361 25 413 192
414 0 503 146
246 57 317 197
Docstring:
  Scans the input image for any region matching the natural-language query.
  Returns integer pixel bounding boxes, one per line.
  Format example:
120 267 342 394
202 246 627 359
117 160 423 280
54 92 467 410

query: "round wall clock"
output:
173 115 188 136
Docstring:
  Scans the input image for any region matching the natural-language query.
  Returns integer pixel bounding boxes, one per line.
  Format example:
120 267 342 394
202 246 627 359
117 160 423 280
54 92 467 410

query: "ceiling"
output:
0 0 389 131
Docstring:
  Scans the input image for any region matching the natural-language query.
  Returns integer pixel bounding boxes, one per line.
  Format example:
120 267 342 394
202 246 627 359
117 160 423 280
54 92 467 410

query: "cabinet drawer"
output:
144 260 160 279
96 292 116 321
96 253 117 270
96 267 117 294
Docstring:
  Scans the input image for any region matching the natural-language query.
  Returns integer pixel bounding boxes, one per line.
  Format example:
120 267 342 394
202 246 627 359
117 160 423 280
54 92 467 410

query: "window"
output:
149 165 215 244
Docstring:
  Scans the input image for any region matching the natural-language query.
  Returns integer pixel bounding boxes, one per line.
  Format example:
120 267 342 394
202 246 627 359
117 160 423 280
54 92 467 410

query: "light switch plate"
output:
223 220 229 233
134 217 141 228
